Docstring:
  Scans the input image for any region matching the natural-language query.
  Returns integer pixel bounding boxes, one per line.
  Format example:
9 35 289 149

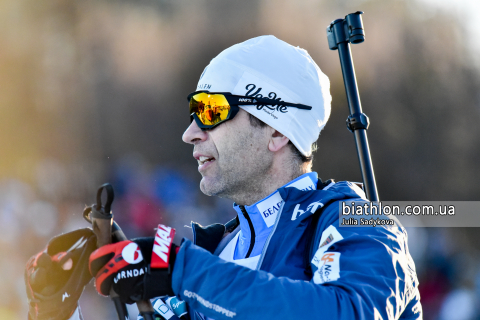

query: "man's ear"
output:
268 130 290 152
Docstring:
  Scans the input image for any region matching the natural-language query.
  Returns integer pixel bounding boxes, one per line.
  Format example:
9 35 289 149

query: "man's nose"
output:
182 119 208 144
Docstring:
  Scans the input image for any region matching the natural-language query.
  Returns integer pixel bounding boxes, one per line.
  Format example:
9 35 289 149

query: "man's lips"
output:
197 156 215 165
193 153 216 169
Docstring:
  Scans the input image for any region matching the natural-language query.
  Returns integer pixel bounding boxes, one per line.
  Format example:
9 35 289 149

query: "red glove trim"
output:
89 240 134 296
151 224 176 269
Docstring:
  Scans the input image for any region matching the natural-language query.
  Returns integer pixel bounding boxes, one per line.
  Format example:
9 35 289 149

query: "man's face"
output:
182 109 274 202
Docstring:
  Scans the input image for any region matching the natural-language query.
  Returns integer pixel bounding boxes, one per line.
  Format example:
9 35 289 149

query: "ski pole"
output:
84 183 157 320
326 11 379 201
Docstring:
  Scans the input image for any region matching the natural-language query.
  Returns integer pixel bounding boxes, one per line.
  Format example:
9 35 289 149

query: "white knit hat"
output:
195 35 332 156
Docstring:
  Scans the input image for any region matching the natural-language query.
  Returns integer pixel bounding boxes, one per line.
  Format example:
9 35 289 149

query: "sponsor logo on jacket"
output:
319 234 334 248
286 176 316 192
311 225 344 267
311 226 343 284
313 252 341 284
262 200 283 219
257 192 284 228
291 200 324 220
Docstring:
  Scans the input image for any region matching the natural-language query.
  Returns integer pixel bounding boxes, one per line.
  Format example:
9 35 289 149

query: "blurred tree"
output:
2 0 478 202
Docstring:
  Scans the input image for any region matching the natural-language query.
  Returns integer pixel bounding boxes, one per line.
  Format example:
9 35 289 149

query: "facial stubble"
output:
199 125 274 206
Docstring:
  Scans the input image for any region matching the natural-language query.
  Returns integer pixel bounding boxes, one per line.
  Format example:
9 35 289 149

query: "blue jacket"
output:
172 180 422 320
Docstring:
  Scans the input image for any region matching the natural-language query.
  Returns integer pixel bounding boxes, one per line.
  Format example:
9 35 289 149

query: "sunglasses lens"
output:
189 93 231 127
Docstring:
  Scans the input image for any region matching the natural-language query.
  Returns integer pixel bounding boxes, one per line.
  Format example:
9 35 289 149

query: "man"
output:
25 36 422 320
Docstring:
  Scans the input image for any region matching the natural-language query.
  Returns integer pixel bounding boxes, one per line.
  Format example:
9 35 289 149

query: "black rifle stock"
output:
327 11 379 201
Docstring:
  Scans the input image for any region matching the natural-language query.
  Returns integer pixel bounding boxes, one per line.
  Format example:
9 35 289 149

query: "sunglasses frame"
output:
188 91 312 130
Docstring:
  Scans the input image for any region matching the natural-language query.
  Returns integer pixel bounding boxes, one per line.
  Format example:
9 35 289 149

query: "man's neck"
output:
230 169 309 206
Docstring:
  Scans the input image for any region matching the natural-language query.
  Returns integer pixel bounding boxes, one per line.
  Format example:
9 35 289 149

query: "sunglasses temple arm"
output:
250 99 312 110
200 95 312 110
288 103 312 110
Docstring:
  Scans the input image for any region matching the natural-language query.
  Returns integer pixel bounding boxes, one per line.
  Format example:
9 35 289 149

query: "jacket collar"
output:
233 172 319 241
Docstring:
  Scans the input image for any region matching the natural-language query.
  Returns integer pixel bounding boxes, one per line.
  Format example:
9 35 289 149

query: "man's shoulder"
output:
320 180 366 198
278 180 367 226
280 180 367 208
317 181 368 217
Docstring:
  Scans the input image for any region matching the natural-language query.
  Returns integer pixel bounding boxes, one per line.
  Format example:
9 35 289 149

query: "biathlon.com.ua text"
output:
340 202 456 227
342 202 455 216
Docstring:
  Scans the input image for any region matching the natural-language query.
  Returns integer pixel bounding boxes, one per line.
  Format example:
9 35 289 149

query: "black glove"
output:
25 228 97 320
89 224 178 304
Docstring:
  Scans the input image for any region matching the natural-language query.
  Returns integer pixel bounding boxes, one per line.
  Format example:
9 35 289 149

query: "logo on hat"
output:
245 84 288 113
122 242 143 264
197 83 211 90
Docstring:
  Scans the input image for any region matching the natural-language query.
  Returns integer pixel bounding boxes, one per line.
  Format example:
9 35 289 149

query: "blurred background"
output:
1 0 479 319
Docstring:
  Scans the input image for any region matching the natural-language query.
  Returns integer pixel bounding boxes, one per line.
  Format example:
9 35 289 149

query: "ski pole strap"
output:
346 113 370 132
82 183 114 221
95 183 115 216
88 207 113 220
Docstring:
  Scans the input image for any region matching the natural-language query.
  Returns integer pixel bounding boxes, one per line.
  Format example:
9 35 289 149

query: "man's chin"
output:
199 178 214 196
199 178 226 197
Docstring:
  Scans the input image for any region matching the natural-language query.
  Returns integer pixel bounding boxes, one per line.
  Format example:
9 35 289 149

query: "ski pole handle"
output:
85 183 156 320
326 11 380 202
